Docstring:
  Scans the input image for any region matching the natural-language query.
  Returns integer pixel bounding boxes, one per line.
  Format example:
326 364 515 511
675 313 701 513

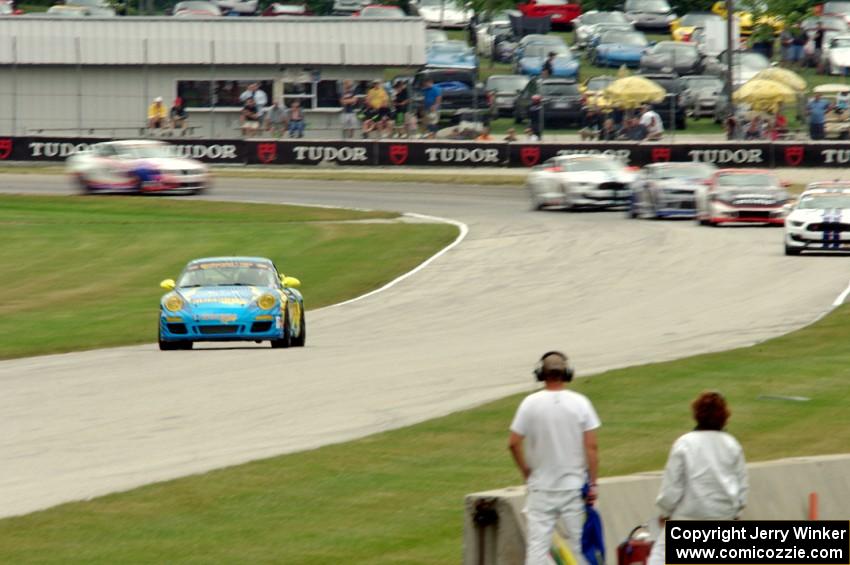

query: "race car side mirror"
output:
283 276 301 288
160 279 176 290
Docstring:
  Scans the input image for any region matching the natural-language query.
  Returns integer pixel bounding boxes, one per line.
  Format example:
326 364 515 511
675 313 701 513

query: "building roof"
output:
0 17 426 66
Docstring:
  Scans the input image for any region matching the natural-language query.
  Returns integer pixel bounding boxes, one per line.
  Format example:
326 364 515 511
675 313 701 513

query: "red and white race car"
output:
66 140 210 195
694 168 790 226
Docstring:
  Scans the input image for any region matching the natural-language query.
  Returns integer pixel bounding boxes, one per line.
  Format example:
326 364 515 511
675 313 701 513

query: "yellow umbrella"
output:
733 79 797 113
602 76 666 109
752 67 807 93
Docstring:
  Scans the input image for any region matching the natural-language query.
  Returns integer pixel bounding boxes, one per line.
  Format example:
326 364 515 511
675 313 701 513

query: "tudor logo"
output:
170 144 238 161
424 147 500 163
29 141 92 158
389 144 409 165
257 142 277 164
0 138 11 160
821 149 850 164
293 145 368 162
784 146 804 167
520 146 541 167
651 147 671 162
688 149 763 164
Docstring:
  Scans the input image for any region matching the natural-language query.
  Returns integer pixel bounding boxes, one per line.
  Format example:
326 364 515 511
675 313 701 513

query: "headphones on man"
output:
533 351 574 382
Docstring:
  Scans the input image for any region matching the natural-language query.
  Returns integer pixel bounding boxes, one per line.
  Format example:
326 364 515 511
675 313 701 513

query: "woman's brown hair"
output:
692 391 730 431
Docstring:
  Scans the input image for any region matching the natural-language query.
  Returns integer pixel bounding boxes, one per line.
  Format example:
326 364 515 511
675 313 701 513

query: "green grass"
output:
0 195 457 359
0 296 847 563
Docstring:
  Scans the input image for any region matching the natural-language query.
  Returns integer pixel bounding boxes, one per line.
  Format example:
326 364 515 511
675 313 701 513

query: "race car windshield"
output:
119 144 172 158
178 264 278 287
654 164 713 179
566 158 622 172
797 194 850 209
716 174 777 189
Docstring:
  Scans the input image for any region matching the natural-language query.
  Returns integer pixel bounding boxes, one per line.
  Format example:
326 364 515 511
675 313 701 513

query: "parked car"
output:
476 20 513 55
514 77 584 126
0 0 24 15
592 30 650 68
261 2 311 15
46 5 95 16
624 0 676 31
586 23 636 60
427 29 449 45
516 0 581 28
412 68 489 119
214 0 256 15
637 72 687 129
579 75 616 110
573 10 630 48
823 34 850 74
695 169 789 227
485 74 531 116
640 40 704 75
332 0 367 14
426 40 478 70
629 162 716 219
527 154 636 210
66 140 210 195
415 0 473 28
358 4 405 17
670 12 722 42
784 183 850 255
514 34 568 70
680 75 724 118
174 1 222 16
157 257 305 350
517 43 579 78
704 50 770 89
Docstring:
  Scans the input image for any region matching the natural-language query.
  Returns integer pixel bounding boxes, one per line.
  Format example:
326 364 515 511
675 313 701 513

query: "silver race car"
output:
527 154 637 210
629 162 716 219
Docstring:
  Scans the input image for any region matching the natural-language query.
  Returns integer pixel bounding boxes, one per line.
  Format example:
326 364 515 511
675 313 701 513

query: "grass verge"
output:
0 299 847 563
0 195 457 359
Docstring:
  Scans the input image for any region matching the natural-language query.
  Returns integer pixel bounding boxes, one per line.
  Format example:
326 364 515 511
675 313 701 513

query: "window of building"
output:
176 80 274 108
282 79 342 110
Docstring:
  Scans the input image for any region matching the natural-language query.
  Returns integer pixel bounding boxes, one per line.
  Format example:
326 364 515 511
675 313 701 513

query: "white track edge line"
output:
316 213 469 311
833 279 850 307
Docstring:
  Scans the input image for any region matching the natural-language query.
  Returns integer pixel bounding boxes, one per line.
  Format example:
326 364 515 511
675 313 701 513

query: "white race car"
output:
784 183 850 255
527 154 637 210
66 140 210 195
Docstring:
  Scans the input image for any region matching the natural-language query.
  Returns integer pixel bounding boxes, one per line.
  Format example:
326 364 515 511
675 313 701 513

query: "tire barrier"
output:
5 136 850 168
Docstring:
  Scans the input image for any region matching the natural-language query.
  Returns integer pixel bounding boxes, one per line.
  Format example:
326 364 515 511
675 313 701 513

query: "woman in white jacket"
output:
648 391 748 565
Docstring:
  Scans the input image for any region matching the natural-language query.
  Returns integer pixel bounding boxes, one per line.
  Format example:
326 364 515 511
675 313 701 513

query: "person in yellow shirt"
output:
362 81 391 138
147 96 168 129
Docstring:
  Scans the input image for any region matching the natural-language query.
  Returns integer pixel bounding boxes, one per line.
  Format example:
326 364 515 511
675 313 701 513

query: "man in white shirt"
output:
639 104 664 141
239 83 268 116
509 351 601 565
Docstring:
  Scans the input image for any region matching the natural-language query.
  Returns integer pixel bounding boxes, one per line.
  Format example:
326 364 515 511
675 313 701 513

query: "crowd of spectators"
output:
576 105 665 142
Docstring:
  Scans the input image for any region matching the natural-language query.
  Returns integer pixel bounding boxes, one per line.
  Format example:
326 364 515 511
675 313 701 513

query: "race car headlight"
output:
164 294 184 312
257 293 277 310
790 220 805 228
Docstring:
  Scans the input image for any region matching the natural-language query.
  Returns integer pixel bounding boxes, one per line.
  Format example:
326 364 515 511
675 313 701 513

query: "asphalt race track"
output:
1 174 848 519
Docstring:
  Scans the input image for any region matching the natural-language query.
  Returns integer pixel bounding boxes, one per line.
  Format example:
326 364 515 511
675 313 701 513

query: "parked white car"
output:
823 34 850 74
527 154 636 210
215 0 257 14
414 0 473 29
66 140 210 195
784 183 850 255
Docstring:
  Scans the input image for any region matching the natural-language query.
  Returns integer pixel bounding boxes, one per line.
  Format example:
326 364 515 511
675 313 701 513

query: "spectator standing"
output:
240 97 261 137
508 351 600 565
169 97 188 130
791 24 807 68
239 82 268 115
421 78 442 139
639 104 664 141
779 26 794 66
363 80 391 138
287 99 306 138
724 113 739 140
392 80 410 138
340 80 360 139
807 92 831 140
528 94 543 140
647 391 748 565
525 127 540 141
579 109 602 140
504 127 518 142
541 51 557 78
744 116 764 140
147 96 167 129
264 99 288 137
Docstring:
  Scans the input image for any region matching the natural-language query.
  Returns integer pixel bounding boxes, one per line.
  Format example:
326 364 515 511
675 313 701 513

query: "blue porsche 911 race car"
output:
158 256 305 350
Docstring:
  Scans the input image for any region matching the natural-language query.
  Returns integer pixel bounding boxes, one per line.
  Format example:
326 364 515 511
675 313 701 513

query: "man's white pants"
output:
647 525 665 565
525 488 586 565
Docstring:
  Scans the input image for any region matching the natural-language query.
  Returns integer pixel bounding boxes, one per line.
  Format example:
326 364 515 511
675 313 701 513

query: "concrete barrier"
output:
463 453 850 565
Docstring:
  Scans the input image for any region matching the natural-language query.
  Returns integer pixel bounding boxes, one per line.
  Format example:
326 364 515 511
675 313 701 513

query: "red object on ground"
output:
809 492 818 520
617 526 653 565
516 0 581 26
